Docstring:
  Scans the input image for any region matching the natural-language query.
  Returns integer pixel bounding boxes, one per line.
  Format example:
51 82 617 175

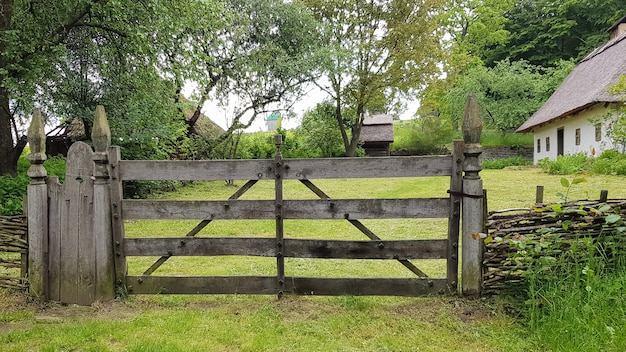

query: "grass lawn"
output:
1 167 624 351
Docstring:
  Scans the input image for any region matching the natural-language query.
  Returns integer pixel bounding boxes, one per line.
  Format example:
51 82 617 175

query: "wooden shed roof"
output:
360 114 394 143
516 32 626 133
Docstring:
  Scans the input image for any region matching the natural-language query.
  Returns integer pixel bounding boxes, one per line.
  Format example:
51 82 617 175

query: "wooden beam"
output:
118 155 454 181
119 159 274 181
126 276 450 296
124 237 448 259
122 198 451 220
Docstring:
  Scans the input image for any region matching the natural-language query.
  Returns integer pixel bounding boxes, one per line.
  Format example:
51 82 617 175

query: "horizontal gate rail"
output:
121 198 451 220
124 237 447 259
126 276 449 296
118 155 454 181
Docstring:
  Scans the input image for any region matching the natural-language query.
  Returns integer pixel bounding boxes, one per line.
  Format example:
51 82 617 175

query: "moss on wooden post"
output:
91 105 115 301
461 94 484 296
27 109 48 299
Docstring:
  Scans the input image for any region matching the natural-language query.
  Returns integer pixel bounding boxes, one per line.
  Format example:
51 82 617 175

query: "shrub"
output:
537 153 590 174
590 150 626 176
0 156 67 216
391 116 453 155
482 156 531 169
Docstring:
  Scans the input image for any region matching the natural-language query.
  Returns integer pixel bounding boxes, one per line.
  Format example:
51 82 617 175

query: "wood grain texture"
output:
122 198 450 220
124 237 447 259
126 276 450 296
118 155 453 181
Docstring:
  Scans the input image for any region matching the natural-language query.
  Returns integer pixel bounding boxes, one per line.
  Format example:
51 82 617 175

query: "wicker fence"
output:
0 215 28 290
483 196 626 295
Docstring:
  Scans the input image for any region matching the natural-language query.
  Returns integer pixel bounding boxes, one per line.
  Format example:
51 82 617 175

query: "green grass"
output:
2 168 626 351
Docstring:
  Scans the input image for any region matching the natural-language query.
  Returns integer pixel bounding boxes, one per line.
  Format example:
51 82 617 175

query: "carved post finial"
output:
92 105 111 153
462 94 482 145
27 109 47 180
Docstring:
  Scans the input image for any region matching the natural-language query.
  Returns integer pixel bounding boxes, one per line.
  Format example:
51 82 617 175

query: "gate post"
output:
27 109 48 299
461 94 484 296
91 106 115 301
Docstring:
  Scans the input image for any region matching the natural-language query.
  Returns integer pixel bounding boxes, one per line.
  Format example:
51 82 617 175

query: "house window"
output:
537 139 541 153
575 128 581 146
595 124 602 142
546 137 550 152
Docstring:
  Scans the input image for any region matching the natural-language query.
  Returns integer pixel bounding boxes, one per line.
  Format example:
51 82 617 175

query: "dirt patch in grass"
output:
33 300 143 322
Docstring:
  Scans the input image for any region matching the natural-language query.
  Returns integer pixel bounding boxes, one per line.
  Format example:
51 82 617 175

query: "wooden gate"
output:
26 98 485 304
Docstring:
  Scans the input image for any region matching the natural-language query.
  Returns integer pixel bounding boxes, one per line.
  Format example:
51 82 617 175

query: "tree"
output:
0 0 323 175
419 0 512 128
300 101 344 157
445 59 574 132
0 0 212 175
303 0 445 156
486 0 626 66
181 0 327 156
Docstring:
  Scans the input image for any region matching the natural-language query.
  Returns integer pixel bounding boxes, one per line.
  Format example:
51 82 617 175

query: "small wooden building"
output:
360 114 395 156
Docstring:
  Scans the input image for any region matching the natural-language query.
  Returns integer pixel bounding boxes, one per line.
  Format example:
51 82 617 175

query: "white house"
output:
516 15 626 164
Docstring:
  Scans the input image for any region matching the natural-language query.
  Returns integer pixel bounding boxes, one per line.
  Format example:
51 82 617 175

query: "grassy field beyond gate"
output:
1 168 625 351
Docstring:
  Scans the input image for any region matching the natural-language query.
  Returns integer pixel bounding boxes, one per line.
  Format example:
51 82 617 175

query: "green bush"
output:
523 235 626 351
537 153 590 175
482 156 531 169
590 150 626 175
391 116 453 155
0 156 67 216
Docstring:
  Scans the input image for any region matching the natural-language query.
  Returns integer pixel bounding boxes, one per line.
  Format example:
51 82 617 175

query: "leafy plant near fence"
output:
484 193 626 351
482 156 531 170
538 150 626 176
0 156 66 216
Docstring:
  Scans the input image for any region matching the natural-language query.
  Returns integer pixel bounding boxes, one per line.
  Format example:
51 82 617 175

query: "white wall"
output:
532 104 615 164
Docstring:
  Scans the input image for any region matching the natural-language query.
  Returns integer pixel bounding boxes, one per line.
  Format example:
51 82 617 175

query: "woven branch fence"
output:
483 198 626 295
0 215 28 290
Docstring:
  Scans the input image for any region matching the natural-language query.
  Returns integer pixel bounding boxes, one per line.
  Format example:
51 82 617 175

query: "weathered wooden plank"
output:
109 147 128 291
124 237 447 259
27 181 48 299
122 198 451 220
447 140 463 292
282 156 453 179
127 276 278 295
126 276 450 296
287 277 450 296
93 157 115 301
77 159 96 305
119 160 274 181
46 178 62 301
118 155 453 181
60 142 96 305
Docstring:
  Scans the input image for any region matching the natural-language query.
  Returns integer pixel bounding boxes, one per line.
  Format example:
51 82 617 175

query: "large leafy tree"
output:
0 0 205 175
303 0 446 156
180 0 326 154
486 0 626 66
0 0 323 175
445 59 574 132
419 0 512 126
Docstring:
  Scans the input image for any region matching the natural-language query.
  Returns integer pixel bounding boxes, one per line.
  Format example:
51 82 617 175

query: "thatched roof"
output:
360 114 394 143
516 31 626 133
183 108 225 139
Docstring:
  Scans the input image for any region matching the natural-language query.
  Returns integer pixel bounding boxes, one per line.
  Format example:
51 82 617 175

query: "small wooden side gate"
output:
27 99 485 305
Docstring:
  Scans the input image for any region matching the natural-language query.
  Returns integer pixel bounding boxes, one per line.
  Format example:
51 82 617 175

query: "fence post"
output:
27 109 48 299
274 135 285 298
461 94 484 296
92 106 115 301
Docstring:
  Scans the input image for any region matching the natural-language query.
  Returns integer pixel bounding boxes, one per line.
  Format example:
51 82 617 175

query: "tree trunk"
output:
346 105 365 157
0 86 17 176
0 0 17 176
